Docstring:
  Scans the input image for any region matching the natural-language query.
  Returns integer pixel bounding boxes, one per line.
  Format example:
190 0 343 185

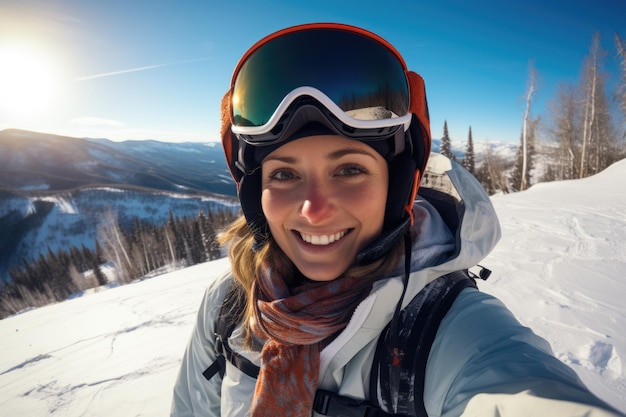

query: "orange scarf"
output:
250 263 373 416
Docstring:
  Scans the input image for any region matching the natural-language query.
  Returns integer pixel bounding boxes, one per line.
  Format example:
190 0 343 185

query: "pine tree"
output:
462 127 475 174
190 220 205 265
91 257 108 287
510 117 537 192
440 121 456 161
511 134 531 192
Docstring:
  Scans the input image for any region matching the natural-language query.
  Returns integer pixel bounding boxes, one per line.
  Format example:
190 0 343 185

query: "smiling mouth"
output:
298 230 350 246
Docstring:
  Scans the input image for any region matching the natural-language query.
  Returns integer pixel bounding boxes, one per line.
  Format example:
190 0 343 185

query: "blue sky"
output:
0 0 624 144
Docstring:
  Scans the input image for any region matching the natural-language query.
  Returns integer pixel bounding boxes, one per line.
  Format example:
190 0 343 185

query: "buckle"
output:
214 333 225 355
313 389 381 417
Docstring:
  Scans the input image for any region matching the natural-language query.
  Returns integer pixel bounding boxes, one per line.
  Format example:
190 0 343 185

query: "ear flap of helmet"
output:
237 168 269 248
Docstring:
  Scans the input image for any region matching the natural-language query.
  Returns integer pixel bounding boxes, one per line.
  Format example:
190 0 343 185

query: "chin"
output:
297 263 348 282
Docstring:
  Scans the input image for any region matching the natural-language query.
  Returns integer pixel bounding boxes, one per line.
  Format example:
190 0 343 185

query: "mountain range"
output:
0 129 236 197
0 129 240 280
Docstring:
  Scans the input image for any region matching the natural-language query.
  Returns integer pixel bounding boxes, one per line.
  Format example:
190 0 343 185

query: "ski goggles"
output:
227 23 427 143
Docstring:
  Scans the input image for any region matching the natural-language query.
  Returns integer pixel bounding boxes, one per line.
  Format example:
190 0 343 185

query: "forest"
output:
440 33 626 195
0 208 238 319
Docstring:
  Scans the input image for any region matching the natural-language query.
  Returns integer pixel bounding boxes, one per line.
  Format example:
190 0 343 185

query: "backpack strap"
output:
202 281 260 381
313 389 396 417
370 270 477 416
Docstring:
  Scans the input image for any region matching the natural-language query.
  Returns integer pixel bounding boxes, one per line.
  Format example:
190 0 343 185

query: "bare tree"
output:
98 210 132 283
520 61 538 190
475 145 509 195
547 33 619 180
511 116 538 191
615 33 626 139
579 32 609 178
548 83 580 180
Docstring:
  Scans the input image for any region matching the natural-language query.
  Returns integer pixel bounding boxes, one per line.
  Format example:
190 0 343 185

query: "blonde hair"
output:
219 216 405 342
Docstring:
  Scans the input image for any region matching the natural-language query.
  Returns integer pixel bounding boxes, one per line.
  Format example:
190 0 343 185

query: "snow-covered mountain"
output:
0 158 624 416
0 129 239 279
0 129 236 196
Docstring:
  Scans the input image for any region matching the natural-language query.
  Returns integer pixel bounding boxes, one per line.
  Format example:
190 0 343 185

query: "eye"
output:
268 168 297 182
337 164 367 177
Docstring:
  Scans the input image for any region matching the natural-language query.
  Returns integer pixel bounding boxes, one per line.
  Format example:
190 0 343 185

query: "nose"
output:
299 179 336 224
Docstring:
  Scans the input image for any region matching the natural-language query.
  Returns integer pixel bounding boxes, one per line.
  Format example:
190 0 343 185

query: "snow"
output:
39 196 78 215
1 160 626 416
479 159 626 410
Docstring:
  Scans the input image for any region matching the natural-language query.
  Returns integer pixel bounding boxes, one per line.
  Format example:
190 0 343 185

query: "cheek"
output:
337 179 387 230
358 184 387 226
261 188 293 226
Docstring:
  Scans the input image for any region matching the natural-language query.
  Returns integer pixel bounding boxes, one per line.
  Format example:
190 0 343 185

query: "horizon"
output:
1 0 624 144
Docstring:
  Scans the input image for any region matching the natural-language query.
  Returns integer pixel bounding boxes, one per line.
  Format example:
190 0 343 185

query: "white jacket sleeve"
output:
170 273 232 417
425 288 624 417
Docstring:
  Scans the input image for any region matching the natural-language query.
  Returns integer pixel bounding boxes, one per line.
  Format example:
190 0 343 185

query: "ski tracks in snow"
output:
0 260 225 416
481 186 626 407
18 356 178 416
1 311 185 416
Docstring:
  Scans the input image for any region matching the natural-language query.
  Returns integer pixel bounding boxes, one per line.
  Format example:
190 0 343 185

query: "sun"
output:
0 44 61 120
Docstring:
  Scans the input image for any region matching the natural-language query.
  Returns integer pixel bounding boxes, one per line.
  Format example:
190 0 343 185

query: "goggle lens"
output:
231 28 410 128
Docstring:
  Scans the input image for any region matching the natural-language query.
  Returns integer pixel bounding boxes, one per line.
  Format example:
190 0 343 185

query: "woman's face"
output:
261 135 388 281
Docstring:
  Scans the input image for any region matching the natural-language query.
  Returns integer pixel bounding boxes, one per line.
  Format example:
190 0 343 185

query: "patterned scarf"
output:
249 262 373 416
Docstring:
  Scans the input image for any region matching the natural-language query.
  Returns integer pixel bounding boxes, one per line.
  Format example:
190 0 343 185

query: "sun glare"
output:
0 44 61 120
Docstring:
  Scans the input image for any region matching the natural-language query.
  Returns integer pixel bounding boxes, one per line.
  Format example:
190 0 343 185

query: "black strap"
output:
203 281 260 381
411 272 476 417
202 355 225 380
370 271 476 416
313 389 395 417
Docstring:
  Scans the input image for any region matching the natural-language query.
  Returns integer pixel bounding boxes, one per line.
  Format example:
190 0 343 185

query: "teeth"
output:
300 231 347 245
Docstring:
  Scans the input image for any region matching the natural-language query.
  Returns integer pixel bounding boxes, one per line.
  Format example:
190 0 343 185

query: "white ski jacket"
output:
171 154 622 417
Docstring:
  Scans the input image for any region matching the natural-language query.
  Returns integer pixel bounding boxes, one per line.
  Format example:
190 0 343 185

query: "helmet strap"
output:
354 217 411 266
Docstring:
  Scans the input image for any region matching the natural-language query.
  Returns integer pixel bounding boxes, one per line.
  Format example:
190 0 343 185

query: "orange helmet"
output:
221 23 431 261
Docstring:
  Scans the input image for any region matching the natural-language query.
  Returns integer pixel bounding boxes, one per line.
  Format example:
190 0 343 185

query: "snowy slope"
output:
479 159 626 410
1 160 625 416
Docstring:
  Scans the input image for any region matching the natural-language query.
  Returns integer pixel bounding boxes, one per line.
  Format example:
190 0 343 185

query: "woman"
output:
171 23 622 417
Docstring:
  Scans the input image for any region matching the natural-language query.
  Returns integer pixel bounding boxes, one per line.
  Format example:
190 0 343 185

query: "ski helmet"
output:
221 23 432 263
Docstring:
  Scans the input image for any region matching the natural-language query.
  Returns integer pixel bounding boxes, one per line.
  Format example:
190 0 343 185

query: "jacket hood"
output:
401 153 502 305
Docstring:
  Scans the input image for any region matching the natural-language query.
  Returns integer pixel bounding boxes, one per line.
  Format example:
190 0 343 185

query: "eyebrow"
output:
263 147 379 164
328 147 379 161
